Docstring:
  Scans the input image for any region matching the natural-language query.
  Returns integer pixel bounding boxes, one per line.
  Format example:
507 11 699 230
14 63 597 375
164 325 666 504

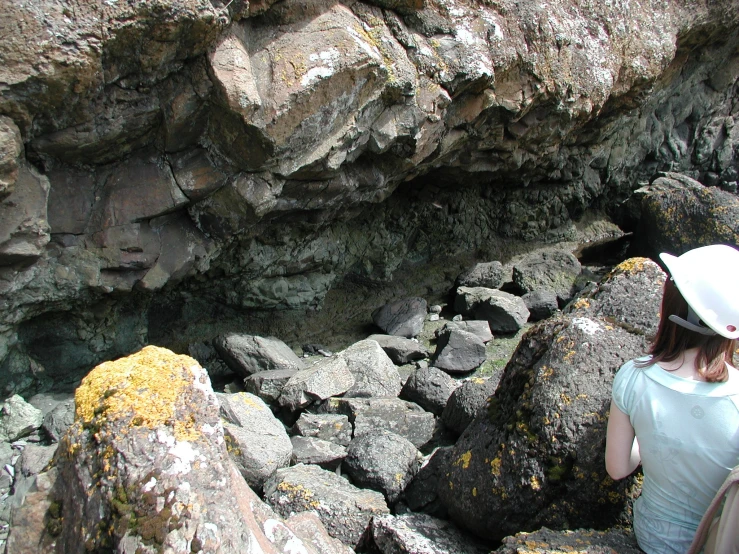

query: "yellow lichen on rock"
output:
74 345 200 440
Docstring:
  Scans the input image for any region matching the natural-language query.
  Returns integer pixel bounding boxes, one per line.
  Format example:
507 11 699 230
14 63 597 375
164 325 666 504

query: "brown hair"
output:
637 279 736 382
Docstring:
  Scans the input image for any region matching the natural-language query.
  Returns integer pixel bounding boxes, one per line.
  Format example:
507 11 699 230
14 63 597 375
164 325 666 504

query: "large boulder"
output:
456 261 506 289
278 356 355 411
431 328 487 373
493 527 641 553
318 397 436 449
441 377 498 436
403 447 453 517
372 513 489 554
13 345 341 553
631 172 739 257
264 464 390 548
215 333 306 378
340 339 402 398
372 298 428 338
218 392 293 490
344 430 419 503
437 259 664 541
400 367 460 415
512 250 582 305
454 287 530 333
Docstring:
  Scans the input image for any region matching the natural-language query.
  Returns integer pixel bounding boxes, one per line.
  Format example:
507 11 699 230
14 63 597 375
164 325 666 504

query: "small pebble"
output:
428 314 439 321
452 314 463 321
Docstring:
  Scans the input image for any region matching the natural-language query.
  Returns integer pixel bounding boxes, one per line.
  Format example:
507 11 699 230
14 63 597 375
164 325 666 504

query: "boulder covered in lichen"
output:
10 346 343 553
437 259 665 542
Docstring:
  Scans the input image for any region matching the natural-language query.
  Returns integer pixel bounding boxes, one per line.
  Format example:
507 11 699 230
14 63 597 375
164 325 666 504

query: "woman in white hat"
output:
606 244 739 554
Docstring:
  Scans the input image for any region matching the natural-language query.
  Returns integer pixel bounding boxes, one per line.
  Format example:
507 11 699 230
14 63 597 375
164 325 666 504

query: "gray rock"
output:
284 511 357 554
441 377 498 436
367 334 430 365
400 367 460 416
0 396 43 442
494 527 641 554
340 339 402 398
434 321 493 343
372 298 428 338
318 397 436 449
214 333 306 378
9 444 57 511
403 447 453 517
218 392 292 490
456 261 506 289
438 260 663 542
372 513 489 554
454 287 530 333
278 357 355 411
245 369 298 404
290 436 347 470
522 290 559 322
264 464 390 548
291 413 353 446
187 339 233 379
432 329 486 373
344 430 419 504
512 250 582 305
41 399 75 443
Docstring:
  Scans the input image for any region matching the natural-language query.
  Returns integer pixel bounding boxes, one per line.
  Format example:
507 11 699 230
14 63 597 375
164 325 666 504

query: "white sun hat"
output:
659 244 739 339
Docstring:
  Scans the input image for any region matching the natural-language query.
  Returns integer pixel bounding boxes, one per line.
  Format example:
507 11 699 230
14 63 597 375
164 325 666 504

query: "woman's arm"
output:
605 400 641 480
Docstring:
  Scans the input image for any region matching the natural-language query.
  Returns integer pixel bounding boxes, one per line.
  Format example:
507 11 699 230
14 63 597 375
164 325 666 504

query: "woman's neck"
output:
658 348 706 381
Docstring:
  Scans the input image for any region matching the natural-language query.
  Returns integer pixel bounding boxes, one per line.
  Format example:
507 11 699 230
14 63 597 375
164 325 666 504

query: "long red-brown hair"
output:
637 279 736 382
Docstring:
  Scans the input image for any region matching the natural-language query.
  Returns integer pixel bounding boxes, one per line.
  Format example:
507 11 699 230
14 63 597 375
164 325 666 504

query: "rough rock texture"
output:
290 436 347 470
437 259 664 542
435 321 493 344
319 397 436 449
523 290 559 322
456 261 506 290
218 392 293 490
245 369 298 404
512 250 582 305
278 356 355 411
372 513 489 554
454 287 530 334
401 366 460 415
441 377 498 436
0 395 42 442
493 527 641 554
215 334 306 378
431 328 487 373
403 446 453 517
340 339 402 398
3 0 739 405
290 413 353 446
372 298 428 338
367 334 430 365
344 430 419 503
628 172 739 258
264 463 390 548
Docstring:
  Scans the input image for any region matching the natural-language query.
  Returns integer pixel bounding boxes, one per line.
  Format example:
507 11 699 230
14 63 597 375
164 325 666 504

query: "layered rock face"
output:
2 0 739 395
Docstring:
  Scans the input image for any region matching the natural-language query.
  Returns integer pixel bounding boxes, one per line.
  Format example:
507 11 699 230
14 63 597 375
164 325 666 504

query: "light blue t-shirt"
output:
612 358 739 554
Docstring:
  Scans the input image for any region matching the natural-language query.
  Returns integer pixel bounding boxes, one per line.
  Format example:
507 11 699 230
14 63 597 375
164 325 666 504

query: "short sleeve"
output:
612 359 642 416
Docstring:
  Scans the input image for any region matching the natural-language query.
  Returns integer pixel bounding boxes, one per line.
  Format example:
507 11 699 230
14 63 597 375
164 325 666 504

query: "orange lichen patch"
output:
571 298 590 310
454 450 472 469
75 345 200 441
609 257 650 277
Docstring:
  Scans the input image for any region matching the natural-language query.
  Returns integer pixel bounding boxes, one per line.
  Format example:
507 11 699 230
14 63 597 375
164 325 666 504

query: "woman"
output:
606 244 739 554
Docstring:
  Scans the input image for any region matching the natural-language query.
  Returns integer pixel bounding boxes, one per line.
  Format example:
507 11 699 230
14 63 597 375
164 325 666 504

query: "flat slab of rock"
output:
319 397 436 449
454 287 530 333
344 430 419 503
340 339 402 398
432 328 486 373
218 392 293 490
214 333 306 378
290 436 347 470
278 356 355 411
245 369 298 404
372 297 428 338
367 334 430 364
401 367 460 415
372 513 489 554
264 464 390 548
291 413 352 446
434 321 493 343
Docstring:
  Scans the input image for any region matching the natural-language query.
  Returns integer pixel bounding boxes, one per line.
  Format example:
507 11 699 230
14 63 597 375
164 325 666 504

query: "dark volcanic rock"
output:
456 261 506 289
278 356 355 411
434 320 493 343
441 377 498 436
454 287 530 333
404 446 453 517
401 366 460 415
214 333 306 378
340 339 402 398
432 328 487 373
512 250 582 305
523 290 559 322
264 463 390 549
290 413 353 446
493 527 641 554
290 436 346 470
367 334 431 364
372 297 428 338
438 259 663 542
245 369 298 404
372 513 489 554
